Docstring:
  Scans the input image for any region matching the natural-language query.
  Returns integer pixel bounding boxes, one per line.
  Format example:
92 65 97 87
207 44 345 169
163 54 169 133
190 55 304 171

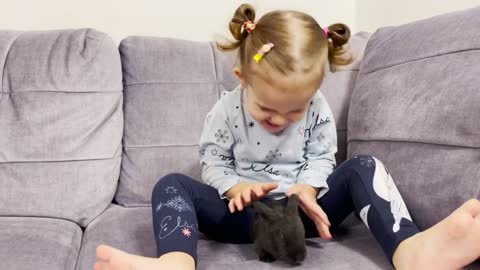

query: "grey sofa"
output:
1 6 479 270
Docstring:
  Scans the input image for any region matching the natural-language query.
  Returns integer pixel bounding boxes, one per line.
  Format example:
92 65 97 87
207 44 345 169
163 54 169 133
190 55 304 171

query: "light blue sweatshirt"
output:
199 85 337 200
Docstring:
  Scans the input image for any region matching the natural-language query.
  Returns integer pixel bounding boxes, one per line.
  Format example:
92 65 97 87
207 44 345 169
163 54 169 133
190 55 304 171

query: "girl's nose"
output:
269 114 289 126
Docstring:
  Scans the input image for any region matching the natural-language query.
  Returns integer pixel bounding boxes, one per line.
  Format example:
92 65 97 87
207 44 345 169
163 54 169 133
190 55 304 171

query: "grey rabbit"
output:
253 194 306 265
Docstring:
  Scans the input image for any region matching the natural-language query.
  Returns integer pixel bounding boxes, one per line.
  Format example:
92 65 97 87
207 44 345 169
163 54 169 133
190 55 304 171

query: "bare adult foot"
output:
393 199 480 270
94 245 195 270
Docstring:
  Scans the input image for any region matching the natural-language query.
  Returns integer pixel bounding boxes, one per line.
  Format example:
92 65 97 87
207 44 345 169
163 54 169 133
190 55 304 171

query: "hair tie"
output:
323 27 330 38
254 43 274 63
243 21 256 33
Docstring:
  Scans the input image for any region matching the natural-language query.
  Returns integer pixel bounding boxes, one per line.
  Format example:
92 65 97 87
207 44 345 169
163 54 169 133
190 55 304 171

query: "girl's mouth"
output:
263 119 286 132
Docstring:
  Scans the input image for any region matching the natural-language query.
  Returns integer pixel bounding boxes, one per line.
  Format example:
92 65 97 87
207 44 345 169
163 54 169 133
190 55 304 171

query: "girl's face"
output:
241 69 323 133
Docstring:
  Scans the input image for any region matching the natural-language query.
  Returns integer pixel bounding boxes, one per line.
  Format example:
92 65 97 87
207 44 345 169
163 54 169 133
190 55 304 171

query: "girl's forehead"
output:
250 68 322 95
249 61 324 89
248 75 318 109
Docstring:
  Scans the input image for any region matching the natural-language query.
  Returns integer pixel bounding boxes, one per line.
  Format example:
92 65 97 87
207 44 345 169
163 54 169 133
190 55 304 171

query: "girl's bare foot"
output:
94 245 195 270
393 199 480 270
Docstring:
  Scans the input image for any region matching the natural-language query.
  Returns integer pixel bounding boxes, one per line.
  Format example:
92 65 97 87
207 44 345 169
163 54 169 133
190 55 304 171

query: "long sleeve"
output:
297 94 338 199
199 99 240 198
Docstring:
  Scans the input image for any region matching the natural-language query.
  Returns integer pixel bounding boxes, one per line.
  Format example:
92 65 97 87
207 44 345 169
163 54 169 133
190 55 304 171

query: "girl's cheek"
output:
250 108 269 122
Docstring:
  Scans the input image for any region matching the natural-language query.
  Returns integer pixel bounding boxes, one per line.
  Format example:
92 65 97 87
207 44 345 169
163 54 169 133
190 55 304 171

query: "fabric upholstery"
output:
347 6 480 229
0 29 123 226
0 217 82 270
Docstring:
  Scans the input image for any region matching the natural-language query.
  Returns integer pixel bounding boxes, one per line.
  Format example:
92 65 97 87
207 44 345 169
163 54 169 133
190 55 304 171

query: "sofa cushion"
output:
0 29 123 226
347 7 480 229
77 204 395 270
0 217 82 270
117 33 370 206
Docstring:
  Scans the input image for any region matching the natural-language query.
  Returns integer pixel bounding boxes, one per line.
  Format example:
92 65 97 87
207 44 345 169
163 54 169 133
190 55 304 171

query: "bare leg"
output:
393 199 480 270
93 245 195 270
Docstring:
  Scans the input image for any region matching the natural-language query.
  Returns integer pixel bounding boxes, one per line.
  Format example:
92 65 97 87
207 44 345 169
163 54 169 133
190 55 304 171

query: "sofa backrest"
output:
0 29 123 227
117 37 237 206
348 7 480 229
116 33 370 206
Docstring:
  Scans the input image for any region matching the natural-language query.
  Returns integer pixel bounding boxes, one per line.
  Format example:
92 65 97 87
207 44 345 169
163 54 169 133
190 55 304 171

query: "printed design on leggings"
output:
182 227 192 237
360 156 375 167
371 157 412 233
156 195 193 213
158 215 197 239
360 205 371 229
165 186 177 194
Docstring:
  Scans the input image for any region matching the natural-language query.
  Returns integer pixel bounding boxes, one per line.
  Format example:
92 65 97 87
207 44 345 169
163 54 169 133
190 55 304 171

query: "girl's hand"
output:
286 183 332 240
226 182 279 213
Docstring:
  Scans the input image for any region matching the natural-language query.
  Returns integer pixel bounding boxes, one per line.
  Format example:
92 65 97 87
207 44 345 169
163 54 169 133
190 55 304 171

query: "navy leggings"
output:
151 155 419 265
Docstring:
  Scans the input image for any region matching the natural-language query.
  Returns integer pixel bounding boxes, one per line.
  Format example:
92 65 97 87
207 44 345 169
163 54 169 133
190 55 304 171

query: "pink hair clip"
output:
243 21 256 33
323 27 330 38
253 43 274 63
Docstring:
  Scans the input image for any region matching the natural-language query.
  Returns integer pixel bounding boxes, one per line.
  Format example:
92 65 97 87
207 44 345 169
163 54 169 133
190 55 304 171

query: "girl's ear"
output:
233 67 248 88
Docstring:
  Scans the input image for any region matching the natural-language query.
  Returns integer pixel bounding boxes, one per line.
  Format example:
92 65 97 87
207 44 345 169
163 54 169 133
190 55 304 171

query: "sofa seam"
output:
6 89 122 93
208 42 223 99
124 81 226 86
0 155 122 164
347 139 479 149
345 70 361 144
124 144 198 148
123 131 348 148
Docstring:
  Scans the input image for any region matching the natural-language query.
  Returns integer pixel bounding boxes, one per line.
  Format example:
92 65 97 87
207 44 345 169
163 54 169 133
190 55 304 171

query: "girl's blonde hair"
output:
218 3 353 78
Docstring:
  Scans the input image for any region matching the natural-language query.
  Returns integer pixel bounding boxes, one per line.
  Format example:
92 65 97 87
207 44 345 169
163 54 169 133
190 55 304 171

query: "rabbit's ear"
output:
254 201 278 221
254 201 272 215
285 194 300 215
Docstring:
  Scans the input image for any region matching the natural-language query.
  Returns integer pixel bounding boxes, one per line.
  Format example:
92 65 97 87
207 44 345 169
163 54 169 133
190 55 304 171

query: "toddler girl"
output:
94 4 480 270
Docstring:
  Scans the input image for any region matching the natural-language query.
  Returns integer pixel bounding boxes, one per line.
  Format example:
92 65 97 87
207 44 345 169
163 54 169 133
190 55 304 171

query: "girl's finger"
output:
234 193 244 211
242 188 252 205
312 203 331 227
253 185 264 198
261 182 279 193
228 199 235 213
303 202 331 240
302 197 331 226
93 261 109 270
314 220 332 240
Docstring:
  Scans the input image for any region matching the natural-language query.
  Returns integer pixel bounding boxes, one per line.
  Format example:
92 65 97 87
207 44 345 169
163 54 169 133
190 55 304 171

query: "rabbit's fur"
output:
253 194 306 265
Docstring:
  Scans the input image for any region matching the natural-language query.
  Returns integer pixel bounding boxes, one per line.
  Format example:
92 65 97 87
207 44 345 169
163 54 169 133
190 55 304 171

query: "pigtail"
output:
217 3 256 51
325 23 353 67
